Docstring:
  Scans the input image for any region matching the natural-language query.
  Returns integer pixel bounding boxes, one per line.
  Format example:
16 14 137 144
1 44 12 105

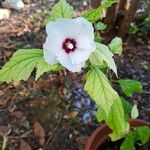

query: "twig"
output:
20 130 33 138
44 116 63 149
111 80 119 83
2 136 8 150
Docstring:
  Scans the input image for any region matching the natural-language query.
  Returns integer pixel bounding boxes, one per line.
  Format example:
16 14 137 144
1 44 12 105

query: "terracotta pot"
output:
85 119 150 150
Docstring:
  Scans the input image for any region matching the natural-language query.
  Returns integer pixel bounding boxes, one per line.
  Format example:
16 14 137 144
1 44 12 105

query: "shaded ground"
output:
117 37 150 121
0 0 150 150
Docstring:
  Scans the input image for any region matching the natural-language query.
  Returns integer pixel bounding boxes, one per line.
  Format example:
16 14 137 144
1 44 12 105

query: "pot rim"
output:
85 119 150 150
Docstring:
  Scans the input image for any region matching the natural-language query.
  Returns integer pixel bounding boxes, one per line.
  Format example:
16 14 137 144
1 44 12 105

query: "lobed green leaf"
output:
36 58 63 80
107 98 130 140
45 0 74 24
96 98 130 140
85 67 129 140
90 43 117 75
89 48 105 66
96 106 106 122
84 67 118 114
0 49 43 83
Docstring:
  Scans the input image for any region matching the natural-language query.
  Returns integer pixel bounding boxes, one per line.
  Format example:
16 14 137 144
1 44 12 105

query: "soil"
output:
0 0 150 150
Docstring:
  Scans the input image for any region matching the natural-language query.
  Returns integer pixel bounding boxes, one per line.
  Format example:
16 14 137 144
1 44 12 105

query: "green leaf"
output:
97 43 117 75
89 48 105 66
94 33 101 43
120 133 135 150
135 126 150 144
95 22 107 31
83 7 101 23
119 79 143 97
84 67 118 114
131 105 139 119
96 98 130 140
100 0 118 8
36 58 63 80
83 0 117 23
108 37 123 55
96 106 106 122
121 98 133 121
90 43 117 75
107 98 130 140
86 67 129 140
0 49 43 83
45 0 74 24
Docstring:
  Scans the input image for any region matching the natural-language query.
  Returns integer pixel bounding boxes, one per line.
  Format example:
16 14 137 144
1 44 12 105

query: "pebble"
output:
73 102 82 109
83 1 88 6
0 8 10 20
69 134 73 139
2 0 24 11
77 88 82 93
65 92 72 100
84 98 91 106
82 111 90 121
65 83 98 122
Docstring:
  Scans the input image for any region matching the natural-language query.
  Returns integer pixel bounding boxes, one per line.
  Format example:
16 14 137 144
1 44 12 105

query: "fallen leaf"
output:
33 122 45 146
0 96 11 106
62 88 67 95
0 125 12 136
20 139 32 150
73 129 79 136
13 81 20 87
11 111 24 119
63 111 79 119
29 99 46 107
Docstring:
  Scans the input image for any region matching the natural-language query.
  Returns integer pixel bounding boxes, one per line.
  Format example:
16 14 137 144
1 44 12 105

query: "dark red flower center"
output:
62 38 77 54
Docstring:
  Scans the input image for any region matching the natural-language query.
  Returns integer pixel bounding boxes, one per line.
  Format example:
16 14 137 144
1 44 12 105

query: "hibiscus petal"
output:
43 31 64 64
69 49 91 65
46 21 55 35
76 37 96 52
43 50 58 64
54 17 94 39
57 51 85 72
75 17 94 40
54 18 79 38
75 17 96 52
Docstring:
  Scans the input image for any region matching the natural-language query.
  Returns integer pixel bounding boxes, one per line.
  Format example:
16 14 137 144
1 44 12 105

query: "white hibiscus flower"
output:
43 17 96 72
